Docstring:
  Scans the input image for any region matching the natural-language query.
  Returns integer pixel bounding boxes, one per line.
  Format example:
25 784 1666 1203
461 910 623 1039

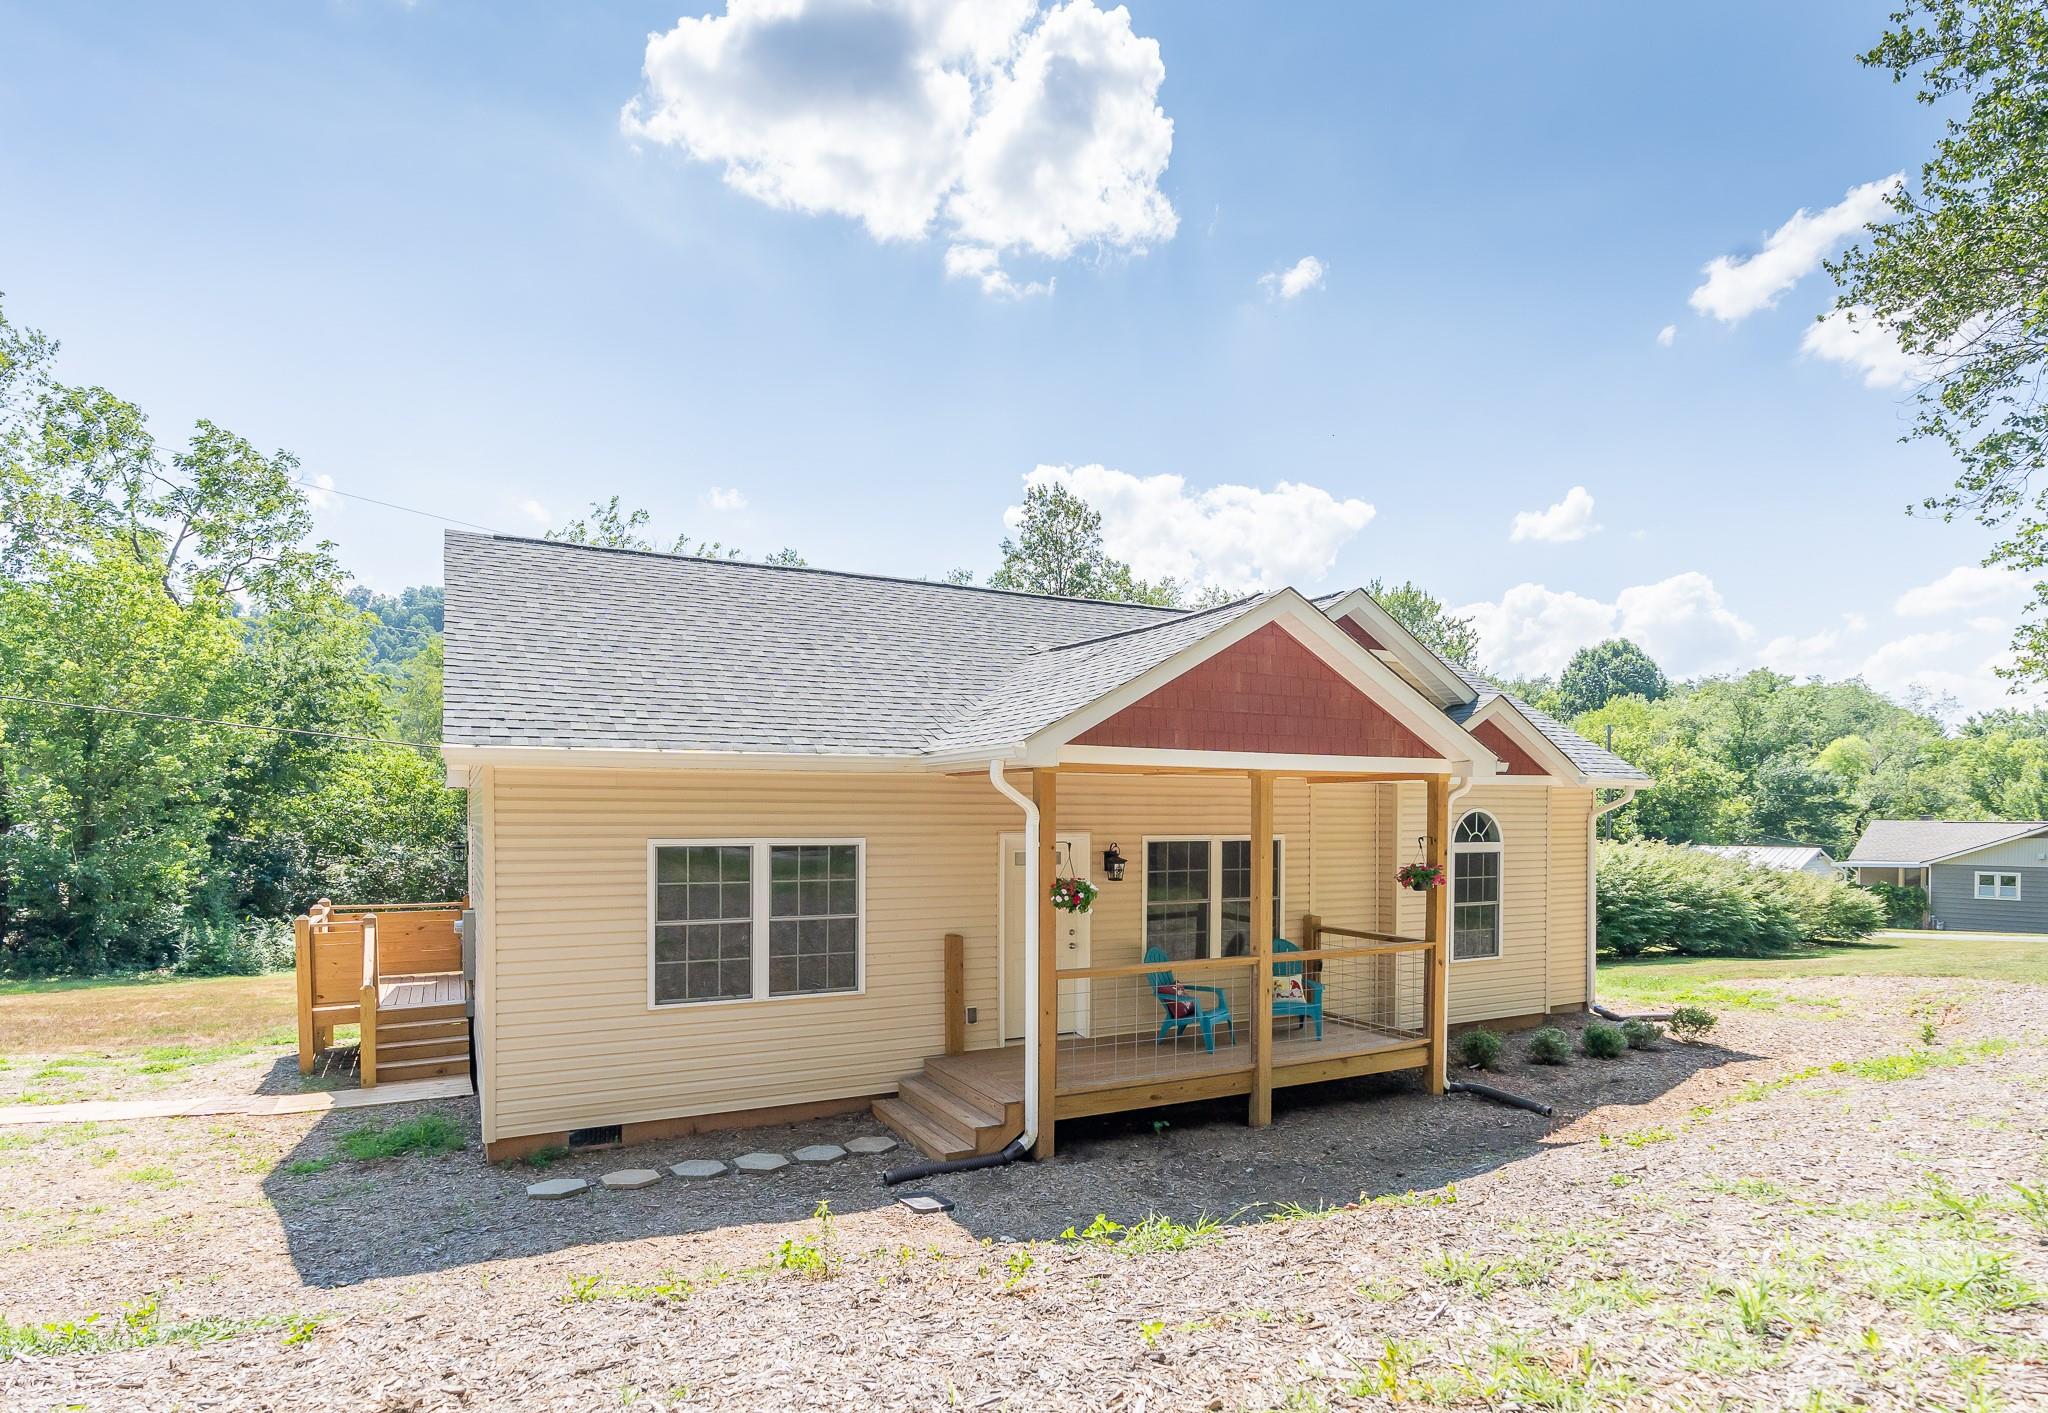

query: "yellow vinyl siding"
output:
1548 788 1593 1008
476 766 1594 1142
1445 785 1548 1023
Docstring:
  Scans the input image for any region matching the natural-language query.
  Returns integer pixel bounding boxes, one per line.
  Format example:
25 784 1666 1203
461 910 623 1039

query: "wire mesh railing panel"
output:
1276 947 1427 1056
1054 959 1255 1092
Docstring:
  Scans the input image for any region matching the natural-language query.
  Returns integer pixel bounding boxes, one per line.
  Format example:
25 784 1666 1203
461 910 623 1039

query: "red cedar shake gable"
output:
1072 621 1439 758
1334 615 1385 651
1470 718 1551 777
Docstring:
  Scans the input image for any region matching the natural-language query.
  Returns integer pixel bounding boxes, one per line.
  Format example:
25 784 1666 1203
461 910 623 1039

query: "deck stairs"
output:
872 1054 1024 1161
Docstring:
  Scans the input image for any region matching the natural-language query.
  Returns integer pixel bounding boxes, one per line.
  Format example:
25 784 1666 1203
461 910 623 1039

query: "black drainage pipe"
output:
1591 1002 1672 1023
1447 1079 1555 1117
881 1136 1030 1187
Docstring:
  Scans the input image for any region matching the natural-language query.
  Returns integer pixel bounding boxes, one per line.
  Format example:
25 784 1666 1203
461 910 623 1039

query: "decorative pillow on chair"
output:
1271 976 1306 1003
1157 983 1195 1019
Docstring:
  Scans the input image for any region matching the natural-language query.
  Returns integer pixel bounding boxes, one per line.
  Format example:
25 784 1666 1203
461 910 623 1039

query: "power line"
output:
0 691 435 751
294 476 500 534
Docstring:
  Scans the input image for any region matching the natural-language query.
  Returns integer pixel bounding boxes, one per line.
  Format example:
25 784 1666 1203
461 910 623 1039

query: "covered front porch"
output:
877 761 1457 1161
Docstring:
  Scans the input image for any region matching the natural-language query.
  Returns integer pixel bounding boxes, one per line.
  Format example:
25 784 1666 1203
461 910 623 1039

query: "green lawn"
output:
1599 929 2047 1002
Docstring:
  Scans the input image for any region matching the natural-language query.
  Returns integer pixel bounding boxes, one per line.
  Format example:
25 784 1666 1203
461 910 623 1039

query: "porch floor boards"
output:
376 972 466 1012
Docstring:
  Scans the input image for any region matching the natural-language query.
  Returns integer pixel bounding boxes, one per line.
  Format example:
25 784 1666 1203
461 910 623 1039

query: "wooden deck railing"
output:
295 897 465 1087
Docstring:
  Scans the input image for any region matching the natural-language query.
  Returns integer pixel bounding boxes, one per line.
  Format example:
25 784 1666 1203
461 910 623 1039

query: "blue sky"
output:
0 1 2032 716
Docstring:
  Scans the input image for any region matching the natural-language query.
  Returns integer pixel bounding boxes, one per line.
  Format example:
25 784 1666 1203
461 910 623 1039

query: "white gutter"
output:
986 759 1041 1153
1586 786 1641 1006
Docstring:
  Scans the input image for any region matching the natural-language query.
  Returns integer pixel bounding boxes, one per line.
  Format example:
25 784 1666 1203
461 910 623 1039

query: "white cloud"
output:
944 243 1052 299
622 0 1176 296
1459 571 1755 679
1896 563 2031 617
519 498 552 528
1656 324 1676 348
703 486 749 512
1688 174 1901 323
1018 464 1375 594
1799 304 1929 388
304 473 338 511
1259 255 1325 300
1509 486 1601 544
1758 628 1841 673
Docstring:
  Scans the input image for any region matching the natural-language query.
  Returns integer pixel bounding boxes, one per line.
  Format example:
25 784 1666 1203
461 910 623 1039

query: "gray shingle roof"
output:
442 532 1652 783
442 533 1174 753
1844 819 2048 866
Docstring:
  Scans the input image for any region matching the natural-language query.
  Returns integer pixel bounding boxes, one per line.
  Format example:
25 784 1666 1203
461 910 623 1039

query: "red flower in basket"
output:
1050 876 1099 914
1396 862 1445 892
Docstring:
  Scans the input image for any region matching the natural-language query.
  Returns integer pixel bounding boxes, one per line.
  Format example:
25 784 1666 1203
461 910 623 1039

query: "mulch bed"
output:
3 975 2044 1410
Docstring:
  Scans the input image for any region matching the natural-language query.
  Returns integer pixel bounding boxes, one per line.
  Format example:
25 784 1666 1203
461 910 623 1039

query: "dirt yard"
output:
2 972 2044 1410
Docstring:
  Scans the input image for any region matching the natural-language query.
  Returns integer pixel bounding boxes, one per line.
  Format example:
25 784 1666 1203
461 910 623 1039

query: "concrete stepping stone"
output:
601 1168 662 1191
792 1143 847 1166
897 1191 955 1214
527 1177 589 1200
670 1159 728 1181
733 1151 790 1174
844 1135 898 1156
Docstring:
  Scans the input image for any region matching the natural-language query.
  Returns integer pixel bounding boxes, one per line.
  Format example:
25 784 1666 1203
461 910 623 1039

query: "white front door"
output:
1000 832 1091 1041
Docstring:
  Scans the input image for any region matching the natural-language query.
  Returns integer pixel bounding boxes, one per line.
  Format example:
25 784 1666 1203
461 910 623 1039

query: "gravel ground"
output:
3 974 2045 1410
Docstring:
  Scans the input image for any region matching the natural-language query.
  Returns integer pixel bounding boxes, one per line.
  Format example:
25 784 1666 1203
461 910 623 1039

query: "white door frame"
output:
998 831 1090 1042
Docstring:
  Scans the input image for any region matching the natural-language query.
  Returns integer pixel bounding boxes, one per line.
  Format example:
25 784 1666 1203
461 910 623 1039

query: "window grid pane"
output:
1146 840 1210 961
1452 846 1501 960
1219 839 1283 955
654 845 753 1003
767 845 859 997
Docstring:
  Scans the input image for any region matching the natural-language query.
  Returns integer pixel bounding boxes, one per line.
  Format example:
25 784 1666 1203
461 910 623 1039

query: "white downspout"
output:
1586 786 1640 1007
987 759 1041 1153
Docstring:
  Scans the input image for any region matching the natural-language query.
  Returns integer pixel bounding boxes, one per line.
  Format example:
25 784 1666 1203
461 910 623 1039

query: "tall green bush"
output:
1595 841 1882 959
1862 881 1927 928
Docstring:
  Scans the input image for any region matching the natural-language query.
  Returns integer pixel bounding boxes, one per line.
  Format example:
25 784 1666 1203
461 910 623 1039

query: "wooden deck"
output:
915 1018 1429 1125
377 972 467 1013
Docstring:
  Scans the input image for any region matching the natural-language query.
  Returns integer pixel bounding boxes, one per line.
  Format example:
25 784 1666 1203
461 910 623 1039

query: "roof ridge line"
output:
1031 591 1267 654
455 531 1194 615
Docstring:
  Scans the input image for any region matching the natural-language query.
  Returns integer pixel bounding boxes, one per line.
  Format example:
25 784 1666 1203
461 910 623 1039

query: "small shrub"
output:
1581 1022 1627 1059
1668 1006 1718 1042
1620 1019 1662 1050
1527 1027 1573 1065
1454 1028 1504 1070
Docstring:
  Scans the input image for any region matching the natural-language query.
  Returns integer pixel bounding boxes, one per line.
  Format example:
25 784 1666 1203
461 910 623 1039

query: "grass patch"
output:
1831 1038 2012 1082
281 1155 338 1177
1424 1249 1549 1297
0 1296 295 1360
0 973 296 1054
1059 1212 1226 1253
1599 930 2048 991
336 1114 466 1162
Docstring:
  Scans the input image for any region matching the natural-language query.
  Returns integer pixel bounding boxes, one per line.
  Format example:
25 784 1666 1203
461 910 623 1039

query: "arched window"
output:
1452 811 1503 961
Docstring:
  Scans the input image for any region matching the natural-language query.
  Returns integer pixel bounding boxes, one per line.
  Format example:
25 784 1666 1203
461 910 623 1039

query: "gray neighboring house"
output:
1844 820 2048 933
1694 844 1839 877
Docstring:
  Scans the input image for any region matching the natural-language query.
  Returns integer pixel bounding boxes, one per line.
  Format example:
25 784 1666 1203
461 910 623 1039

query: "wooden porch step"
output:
896 1074 1005 1154
921 1053 1024 1121
376 1035 469 1062
871 1097 972 1162
375 1055 470 1083
376 1001 466 1023
374 1017 467 1042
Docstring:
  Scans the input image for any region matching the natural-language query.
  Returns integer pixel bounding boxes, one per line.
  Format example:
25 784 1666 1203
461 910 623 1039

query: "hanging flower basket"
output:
1050 876 1099 914
1396 862 1445 892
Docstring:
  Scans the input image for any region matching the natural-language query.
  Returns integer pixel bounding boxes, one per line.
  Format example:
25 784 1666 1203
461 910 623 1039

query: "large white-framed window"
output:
648 839 864 1007
1142 836 1286 961
1975 870 2021 901
1451 811 1503 962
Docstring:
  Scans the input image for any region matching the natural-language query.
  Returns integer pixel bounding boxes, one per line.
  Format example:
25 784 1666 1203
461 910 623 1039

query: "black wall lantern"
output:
1102 844 1127 882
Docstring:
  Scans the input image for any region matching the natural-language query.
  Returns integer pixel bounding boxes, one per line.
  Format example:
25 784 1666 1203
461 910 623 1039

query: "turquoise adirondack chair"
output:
1144 945 1235 1052
1271 937 1324 1040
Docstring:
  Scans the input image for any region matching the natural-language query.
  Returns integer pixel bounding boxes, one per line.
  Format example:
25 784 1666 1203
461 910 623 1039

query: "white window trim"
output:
1450 811 1504 964
646 838 867 1010
1139 834 1289 959
1974 870 2021 902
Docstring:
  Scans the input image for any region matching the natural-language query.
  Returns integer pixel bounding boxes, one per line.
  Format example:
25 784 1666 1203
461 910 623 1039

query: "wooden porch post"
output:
1249 770 1276 1127
943 933 966 1056
294 914 315 1074
1423 774 1451 1095
1033 768 1059 1160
